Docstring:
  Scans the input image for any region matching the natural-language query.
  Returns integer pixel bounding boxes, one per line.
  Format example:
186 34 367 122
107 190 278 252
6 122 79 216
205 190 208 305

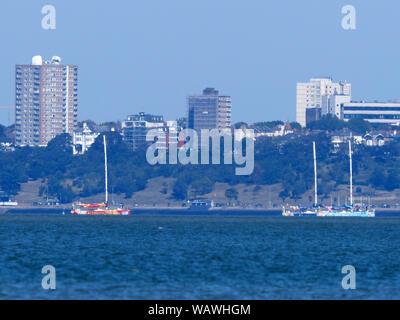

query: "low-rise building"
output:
122 112 164 150
122 112 182 150
330 129 393 149
72 122 100 155
252 123 294 138
364 133 385 147
0 142 15 152
146 120 182 150
330 130 363 152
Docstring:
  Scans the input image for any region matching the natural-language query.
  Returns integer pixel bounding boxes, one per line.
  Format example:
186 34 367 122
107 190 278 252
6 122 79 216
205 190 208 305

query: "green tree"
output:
279 190 290 201
253 121 284 131
290 122 302 130
191 177 214 196
225 187 239 200
307 114 346 131
369 167 385 188
384 173 400 191
347 118 372 135
172 180 187 200
234 122 248 129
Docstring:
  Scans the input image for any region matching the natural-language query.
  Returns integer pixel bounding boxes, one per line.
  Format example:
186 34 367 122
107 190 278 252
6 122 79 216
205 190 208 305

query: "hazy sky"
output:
0 0 399 125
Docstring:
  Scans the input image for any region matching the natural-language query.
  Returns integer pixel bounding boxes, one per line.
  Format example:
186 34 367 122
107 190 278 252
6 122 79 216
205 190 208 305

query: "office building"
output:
341 101 400 124
296 78 351 127
188 88 231 131
15 55 78 146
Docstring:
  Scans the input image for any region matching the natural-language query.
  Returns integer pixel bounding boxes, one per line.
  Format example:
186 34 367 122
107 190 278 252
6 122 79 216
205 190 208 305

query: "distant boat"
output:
282 142 318 217
0 200 18 207
189 199 214 211
316 141 375 217
71 135 130 216
282 141 375 217
0 192 18 207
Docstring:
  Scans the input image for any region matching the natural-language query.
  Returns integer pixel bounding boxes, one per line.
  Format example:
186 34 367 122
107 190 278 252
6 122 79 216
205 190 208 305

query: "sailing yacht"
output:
316 141 375 217
71 135 131 215
282 142 318 217
282 141 375 217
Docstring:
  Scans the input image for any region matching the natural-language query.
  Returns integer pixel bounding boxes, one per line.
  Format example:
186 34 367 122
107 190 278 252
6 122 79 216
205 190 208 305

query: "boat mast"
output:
313 141 318 206
104 135 108 204
349 140 353 207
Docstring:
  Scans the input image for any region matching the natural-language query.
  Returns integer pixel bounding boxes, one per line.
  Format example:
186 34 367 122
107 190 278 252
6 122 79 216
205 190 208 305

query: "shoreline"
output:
0 206 278 214
2 206 400 216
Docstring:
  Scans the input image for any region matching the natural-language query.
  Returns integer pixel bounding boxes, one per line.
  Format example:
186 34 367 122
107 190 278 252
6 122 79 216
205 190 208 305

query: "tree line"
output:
0 117 399 203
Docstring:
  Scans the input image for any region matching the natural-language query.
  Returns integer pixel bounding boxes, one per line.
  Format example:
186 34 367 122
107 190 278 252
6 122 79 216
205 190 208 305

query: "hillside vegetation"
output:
1 127 400 204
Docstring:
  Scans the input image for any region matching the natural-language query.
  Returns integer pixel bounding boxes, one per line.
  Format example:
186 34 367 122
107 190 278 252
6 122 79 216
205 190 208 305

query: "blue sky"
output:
0 0 399 125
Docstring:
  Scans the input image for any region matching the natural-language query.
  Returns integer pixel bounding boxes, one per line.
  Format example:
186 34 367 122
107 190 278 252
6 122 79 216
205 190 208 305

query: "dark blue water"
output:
0 214 399 299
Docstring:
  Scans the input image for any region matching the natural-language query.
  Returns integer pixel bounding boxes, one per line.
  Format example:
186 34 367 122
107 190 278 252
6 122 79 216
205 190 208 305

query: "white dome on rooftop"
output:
32 55 43 65
51 56 62 64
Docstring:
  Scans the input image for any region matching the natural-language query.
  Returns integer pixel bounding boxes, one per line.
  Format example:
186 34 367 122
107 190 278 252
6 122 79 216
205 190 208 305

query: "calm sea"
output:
0 213 400 300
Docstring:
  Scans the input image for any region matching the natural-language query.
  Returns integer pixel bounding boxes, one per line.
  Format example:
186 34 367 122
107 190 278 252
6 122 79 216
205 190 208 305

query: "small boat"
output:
316 209 375 217
0 200 18 207
189 199 213 211
71 135 131 216
71 202 130 215
282 206 317 217
0 192 18 207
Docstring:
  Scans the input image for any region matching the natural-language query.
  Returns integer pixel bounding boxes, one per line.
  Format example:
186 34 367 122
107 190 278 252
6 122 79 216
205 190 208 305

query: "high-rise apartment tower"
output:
15 55 78 146
296 78 351 127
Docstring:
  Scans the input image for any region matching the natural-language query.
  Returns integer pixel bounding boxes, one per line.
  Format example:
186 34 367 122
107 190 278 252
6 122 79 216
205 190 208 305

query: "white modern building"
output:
121 113 182 150
121 112 165 150
296 78 351 127
145 120 181 150
324 94 351 119
72 122 99 155
341 102 400 124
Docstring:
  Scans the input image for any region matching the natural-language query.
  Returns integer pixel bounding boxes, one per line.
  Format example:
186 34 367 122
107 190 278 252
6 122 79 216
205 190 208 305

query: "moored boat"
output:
282 141 375 218
71 202 130 215
71 206 130 215
71 135 131 216
316 205 375 217
282 206 317 217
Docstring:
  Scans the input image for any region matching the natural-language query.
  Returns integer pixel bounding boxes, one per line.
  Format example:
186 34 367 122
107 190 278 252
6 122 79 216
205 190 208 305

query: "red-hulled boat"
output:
71 135 131 216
